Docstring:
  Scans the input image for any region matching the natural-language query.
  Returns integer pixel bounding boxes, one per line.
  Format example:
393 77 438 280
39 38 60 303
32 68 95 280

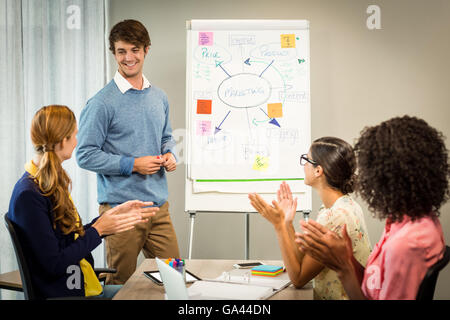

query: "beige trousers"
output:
99 201 180 285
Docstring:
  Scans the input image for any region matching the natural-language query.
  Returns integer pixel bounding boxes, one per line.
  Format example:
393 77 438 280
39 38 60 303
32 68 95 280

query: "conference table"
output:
113 259 313 300
0 270 22 292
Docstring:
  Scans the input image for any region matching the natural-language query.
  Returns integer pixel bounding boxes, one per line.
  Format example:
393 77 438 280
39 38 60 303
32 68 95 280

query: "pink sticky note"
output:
196 120 212 136
199 32 213 46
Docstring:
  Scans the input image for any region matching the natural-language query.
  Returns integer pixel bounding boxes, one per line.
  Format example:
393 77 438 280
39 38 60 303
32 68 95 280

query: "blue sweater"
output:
7 173 102 299
76 80 176 207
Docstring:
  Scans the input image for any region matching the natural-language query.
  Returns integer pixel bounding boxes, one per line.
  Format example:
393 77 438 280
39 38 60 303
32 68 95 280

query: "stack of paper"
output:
188 281 274 300
251 265 284 277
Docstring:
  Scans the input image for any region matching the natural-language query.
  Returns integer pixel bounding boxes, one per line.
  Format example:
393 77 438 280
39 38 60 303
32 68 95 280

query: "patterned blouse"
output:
313 195 372 300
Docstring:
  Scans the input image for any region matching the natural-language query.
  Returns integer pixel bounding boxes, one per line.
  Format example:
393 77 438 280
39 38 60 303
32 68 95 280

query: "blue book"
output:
251 265 283 273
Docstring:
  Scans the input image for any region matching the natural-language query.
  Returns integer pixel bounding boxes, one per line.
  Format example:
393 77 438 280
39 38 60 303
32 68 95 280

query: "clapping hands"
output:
248 182 298 230
295 220 353 273
93 200 159 236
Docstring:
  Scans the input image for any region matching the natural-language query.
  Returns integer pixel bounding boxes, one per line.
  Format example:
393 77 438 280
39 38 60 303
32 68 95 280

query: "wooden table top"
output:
113 259 313 300
0 270 23 292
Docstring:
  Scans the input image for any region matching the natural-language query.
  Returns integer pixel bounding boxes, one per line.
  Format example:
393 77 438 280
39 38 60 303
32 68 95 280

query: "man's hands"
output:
92 200 159 236
132 153 176 175
133 155 164 175
162 152 176 172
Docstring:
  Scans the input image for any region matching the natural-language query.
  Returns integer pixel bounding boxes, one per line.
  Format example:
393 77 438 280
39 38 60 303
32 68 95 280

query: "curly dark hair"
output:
311 137 356 194
354 115 449 222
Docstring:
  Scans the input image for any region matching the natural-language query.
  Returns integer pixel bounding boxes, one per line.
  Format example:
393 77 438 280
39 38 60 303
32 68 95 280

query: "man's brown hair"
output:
109 19 151 53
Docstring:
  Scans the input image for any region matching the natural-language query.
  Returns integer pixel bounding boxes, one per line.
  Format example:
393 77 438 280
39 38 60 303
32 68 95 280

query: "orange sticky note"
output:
197 99 212 114
267 103 283 118
280 34 296 48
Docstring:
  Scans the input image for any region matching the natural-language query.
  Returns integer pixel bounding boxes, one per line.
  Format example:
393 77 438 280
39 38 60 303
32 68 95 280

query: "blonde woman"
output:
7 105 158 299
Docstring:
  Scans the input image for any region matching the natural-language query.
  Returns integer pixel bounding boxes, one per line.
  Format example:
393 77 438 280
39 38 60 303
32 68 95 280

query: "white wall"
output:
107 0 450 299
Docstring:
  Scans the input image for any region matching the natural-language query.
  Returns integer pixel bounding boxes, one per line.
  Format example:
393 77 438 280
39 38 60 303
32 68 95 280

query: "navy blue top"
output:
7 172 102 299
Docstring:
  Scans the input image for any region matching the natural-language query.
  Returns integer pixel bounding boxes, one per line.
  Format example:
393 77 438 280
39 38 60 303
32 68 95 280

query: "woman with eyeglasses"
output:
296 117 447 299
249 137 371 300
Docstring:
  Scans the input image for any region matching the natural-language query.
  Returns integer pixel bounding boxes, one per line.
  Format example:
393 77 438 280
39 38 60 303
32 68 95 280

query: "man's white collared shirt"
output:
113 71 151 94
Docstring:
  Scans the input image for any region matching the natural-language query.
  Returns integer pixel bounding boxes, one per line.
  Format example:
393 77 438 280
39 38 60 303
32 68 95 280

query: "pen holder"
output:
166 258 186 283
176 264 186 283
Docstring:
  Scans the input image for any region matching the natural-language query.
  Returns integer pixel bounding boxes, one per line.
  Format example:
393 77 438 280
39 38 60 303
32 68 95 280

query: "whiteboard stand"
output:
187 210 312 260
188 210 196 259
187 210 254 260
244 212 250 260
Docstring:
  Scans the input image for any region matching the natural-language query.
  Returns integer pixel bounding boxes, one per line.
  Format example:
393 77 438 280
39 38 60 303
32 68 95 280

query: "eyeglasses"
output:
300 154 318 166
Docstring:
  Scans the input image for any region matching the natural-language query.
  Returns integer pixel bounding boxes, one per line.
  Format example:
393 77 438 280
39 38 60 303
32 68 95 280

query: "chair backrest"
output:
416 245 450 300
4 213 37 300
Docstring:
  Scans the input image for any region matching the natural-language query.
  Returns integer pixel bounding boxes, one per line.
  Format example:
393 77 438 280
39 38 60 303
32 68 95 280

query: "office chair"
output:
4 213 116 300
416 245 450 300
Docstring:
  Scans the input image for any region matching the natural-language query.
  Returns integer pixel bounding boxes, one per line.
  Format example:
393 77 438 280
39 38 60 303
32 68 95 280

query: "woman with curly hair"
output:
7 105 159 299
296 116 448 299
249 137 371 299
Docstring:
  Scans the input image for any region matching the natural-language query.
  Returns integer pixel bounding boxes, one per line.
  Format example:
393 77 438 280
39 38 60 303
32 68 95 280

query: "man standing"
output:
76 19 180 284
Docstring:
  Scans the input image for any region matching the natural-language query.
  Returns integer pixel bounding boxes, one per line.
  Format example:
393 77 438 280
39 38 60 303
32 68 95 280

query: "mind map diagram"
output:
189 30 310 179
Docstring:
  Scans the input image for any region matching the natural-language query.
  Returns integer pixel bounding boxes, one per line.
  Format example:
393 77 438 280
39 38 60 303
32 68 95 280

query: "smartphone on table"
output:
232 262 263 269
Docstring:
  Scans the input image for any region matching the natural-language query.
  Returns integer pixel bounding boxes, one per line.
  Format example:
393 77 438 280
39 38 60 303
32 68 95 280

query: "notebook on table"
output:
211 268 291 291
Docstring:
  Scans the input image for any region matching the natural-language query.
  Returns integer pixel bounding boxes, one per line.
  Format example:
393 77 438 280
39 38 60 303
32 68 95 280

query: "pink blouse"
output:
361 215 445 300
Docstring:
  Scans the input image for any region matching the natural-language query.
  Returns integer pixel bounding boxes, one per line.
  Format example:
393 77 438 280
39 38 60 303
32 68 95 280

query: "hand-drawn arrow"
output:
215 60 231 77
298 58 305 64
244 58 251 66
252 117 270 126
215 110 231 134
259 59 275 77
259 107 281 128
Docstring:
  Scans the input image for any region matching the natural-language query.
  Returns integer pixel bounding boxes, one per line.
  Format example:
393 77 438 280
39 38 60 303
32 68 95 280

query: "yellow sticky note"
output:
267 103 283 118
253 155 269 172
280 34 296 48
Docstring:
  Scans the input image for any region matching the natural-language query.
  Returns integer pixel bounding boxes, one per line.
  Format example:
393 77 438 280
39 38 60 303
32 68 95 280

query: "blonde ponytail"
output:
31 105 84 236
